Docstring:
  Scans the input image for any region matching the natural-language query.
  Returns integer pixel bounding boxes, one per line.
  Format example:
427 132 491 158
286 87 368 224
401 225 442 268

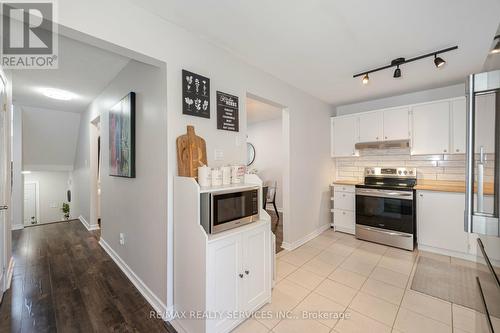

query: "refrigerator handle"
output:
465 74 475 233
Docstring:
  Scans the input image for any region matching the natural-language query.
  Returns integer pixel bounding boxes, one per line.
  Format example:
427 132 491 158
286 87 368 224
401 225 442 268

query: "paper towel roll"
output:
198 165 211 187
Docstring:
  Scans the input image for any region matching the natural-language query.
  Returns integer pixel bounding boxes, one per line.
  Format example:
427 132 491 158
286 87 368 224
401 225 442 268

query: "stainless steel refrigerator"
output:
465 69 500 333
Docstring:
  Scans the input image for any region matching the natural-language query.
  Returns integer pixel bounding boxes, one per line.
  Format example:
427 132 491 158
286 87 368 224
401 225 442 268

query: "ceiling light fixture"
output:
491 35 500 54
362 73 369 85
39 87 77 101
354 45 458 84
393 65 401 78
434 54 446 68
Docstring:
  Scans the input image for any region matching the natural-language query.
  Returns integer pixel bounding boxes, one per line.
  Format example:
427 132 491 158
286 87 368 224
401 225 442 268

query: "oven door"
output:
355 188 415 234
211 188 259 233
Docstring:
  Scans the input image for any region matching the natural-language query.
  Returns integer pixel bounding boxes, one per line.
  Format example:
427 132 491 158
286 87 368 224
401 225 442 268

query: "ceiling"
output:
246 97 282 125
131 0 500 106
13 35 130 113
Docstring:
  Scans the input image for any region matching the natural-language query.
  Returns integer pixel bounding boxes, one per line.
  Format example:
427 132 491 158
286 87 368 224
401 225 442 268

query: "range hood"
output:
355 139 410 150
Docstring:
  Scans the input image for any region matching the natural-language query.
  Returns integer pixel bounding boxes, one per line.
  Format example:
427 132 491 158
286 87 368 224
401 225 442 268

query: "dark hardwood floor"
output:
267 210 283 253
0 220 176 333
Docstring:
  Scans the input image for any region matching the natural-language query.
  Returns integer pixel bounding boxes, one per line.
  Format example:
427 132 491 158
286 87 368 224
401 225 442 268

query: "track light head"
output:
491 36 500 54
393 66 401 78
434 54 446 68
362 73 369 85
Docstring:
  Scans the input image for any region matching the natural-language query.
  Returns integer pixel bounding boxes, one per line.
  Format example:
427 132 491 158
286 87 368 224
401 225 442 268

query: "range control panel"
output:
364 167 416 178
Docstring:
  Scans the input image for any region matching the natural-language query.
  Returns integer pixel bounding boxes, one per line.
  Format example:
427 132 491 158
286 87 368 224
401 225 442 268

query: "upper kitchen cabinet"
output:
358 111 383 142
475 93 496 154
331 116 358 157
451 98 466 154
411 100 450 155
383 107 410 141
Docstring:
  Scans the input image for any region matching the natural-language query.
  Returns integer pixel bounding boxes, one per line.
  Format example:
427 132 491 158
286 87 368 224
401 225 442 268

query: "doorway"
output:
90 116 101 230
245 94 287 253
23 181 39 225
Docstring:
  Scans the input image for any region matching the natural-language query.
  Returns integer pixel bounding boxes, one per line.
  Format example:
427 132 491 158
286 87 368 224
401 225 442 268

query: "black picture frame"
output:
109 92 135 178
182 69 210 118
216 91 239 132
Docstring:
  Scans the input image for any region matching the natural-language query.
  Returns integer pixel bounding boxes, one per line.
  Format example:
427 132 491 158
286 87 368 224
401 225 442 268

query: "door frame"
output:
89 115 101 230
23 180 40 226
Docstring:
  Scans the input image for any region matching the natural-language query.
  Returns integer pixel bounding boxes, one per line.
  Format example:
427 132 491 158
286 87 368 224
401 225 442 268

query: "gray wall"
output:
336 83 465 116
72 59 167 303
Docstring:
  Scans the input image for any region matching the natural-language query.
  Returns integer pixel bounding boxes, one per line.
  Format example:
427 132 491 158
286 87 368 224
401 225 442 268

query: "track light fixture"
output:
362 73 369 85
354 45 458 84
393 65 401 78
491 35 500 55
434 54 446 68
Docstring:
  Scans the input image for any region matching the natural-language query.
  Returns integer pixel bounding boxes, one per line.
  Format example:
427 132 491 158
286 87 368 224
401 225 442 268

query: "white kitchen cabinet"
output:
451 98 466 154
411 101 450 155
417 191 469 254
331 116 358 157
475 93 496 154
332 184 355 234
358 111 383 142
383 107 410 141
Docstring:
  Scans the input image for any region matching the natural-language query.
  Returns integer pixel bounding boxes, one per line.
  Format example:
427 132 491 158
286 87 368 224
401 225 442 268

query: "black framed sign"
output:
216 91 239 132
182 69 210 118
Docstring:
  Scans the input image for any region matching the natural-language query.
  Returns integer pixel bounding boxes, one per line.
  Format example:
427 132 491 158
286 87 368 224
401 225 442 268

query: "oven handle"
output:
358 225 413 238
355 188 413 200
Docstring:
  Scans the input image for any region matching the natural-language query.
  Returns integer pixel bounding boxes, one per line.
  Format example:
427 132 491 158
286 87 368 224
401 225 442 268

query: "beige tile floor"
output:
232 228 500 333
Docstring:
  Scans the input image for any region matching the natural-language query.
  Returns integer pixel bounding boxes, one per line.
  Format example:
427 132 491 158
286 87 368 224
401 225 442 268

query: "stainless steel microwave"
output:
200 187 260 234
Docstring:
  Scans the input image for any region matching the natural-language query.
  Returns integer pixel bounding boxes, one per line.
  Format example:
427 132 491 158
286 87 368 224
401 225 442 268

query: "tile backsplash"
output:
333 148 495 182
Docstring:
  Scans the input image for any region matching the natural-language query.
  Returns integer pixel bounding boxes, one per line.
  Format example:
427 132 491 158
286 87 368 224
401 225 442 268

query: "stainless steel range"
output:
355 167 416 251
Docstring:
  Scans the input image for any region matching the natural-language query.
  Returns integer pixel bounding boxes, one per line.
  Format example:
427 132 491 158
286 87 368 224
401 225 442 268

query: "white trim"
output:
99 238 168 316
281 223 330 251
23 164 74 171
78 215 99 231
417 244 500 267
11 224 24 230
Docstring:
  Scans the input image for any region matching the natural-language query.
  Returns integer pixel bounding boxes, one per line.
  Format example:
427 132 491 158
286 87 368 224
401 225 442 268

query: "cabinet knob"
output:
342 194 345 197
376 136 379 140
239 273 244 278
342 211 346 215
245 270 250 275
419 194 423 197
456 149 459 152
385 136 388 139
443 149 447 153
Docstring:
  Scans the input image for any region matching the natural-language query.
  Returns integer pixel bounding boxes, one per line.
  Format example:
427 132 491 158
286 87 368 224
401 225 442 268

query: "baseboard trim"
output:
79 215 99 231
281 224 330 251
11 224 24 230
98 238 168 317
417 244 500 267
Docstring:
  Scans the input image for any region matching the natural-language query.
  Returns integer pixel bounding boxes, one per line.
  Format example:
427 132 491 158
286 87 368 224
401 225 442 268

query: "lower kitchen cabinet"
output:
207 223 271 333
417 190 469 254
332 184 355 234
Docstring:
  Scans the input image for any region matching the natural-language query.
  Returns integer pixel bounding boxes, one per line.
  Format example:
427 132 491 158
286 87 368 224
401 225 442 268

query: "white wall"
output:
59 0 333 310
336 83 465 116
24 171 71 224
72 59 167 306
247 118 284 210
22 106 80 170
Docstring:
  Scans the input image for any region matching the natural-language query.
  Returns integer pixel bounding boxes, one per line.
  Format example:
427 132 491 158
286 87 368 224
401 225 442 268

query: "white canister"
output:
222 166 231 185
197 165 211 187
211 168 223 187
231 165 246 184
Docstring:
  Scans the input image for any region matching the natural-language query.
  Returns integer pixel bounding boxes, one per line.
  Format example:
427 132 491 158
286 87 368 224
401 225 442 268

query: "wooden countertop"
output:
415 180 494 195
331 180 360 186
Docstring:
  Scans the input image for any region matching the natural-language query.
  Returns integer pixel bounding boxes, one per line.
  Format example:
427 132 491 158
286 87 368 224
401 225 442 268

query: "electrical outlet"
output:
119 233 125 245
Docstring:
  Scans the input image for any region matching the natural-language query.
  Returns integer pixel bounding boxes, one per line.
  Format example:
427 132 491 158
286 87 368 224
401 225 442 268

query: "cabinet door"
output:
358 111 383 142
417 191 468 254
475 93 496 154
451 98 466 154
241 225 270 312
333 209 355 234
411 101 450 155
333 189 355 211
383 107 409 141
332 116 357 157
207 236 242 333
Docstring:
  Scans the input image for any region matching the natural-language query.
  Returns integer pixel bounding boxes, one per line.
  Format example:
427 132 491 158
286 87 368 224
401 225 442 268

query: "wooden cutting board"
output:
176 125 207 178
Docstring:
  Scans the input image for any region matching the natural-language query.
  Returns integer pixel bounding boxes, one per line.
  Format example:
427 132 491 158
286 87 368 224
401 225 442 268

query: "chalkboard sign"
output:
182 70 210 118
217 91 239 132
